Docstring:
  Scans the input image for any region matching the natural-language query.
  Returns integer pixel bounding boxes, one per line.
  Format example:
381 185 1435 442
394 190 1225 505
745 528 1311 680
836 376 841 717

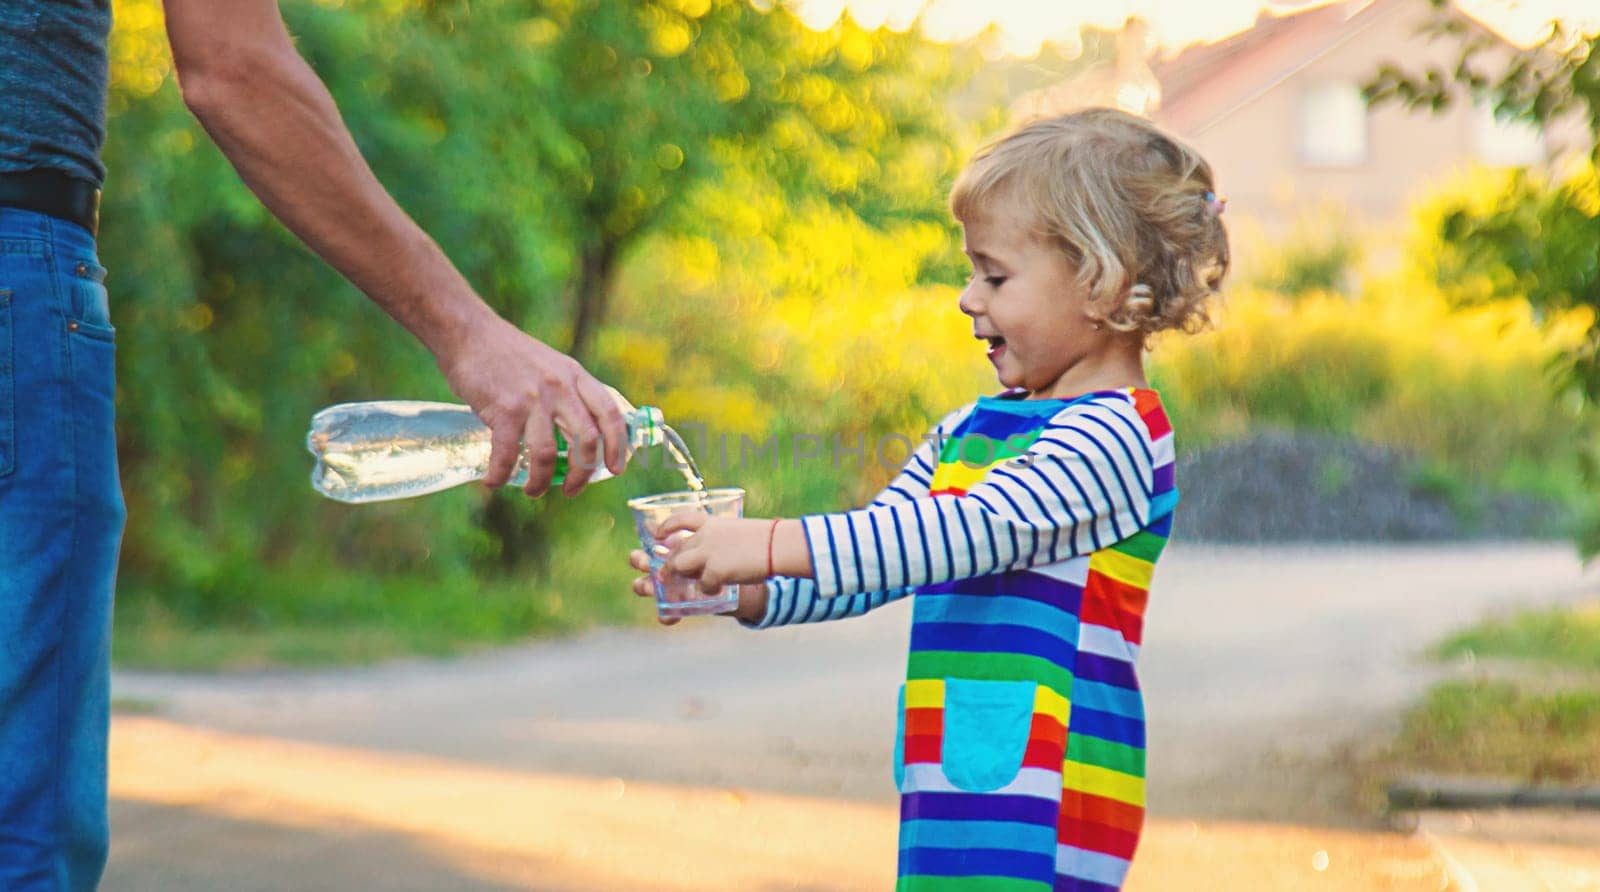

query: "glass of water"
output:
627 488 745 618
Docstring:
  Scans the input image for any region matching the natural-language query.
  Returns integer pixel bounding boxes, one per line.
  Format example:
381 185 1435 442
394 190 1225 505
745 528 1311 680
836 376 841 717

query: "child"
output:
629 107 1228 891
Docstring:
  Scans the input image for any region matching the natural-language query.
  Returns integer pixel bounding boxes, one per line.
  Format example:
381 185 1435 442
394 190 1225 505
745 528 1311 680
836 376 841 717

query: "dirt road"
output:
106 543 1600 890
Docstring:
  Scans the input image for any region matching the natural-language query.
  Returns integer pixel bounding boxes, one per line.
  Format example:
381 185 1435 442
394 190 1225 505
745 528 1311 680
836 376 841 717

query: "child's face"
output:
958 202 1117 399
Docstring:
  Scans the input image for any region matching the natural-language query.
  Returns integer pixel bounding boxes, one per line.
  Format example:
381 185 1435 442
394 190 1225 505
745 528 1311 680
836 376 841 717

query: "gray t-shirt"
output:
0 0 112 186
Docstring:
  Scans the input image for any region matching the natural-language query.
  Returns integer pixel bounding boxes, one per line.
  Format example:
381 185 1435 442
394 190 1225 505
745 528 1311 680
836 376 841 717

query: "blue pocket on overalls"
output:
941 678 1036 793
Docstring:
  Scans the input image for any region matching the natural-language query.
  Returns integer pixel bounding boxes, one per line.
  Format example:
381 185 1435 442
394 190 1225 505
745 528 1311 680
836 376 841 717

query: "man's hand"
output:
439 315 626 498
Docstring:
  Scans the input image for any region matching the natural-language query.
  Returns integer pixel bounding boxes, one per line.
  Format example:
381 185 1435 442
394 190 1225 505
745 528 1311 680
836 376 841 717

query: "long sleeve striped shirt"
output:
748 389 1169 629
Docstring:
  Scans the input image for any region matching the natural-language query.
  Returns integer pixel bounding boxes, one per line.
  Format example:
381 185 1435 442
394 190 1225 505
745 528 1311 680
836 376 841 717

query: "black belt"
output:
0 169 100 236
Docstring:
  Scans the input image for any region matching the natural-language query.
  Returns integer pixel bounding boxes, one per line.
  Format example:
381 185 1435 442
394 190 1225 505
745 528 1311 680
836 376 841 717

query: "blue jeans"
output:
0 208 125 891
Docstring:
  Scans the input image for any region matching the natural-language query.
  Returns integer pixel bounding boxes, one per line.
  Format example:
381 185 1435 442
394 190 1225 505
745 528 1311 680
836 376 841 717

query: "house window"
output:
1300 83 1368 167
1473 101 1544 166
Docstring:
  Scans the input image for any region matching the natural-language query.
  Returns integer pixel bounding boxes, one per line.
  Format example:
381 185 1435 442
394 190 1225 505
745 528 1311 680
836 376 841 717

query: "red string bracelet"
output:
766 518 781 578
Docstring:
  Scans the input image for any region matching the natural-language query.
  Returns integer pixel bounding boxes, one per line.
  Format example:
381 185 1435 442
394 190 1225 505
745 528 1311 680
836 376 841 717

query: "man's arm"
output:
161 0 623 497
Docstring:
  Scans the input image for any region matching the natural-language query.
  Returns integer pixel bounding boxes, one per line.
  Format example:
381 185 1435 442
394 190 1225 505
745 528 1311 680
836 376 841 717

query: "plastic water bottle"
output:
307 387 666 503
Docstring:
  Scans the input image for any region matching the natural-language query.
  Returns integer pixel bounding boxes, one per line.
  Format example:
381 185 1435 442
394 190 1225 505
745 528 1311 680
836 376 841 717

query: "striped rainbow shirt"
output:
749 387 1177 891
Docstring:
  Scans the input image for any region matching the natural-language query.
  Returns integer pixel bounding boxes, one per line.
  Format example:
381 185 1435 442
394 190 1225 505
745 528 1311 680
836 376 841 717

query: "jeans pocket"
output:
67 261 114 341
67 313 124 528
941 678 1037 793
0 287 11 477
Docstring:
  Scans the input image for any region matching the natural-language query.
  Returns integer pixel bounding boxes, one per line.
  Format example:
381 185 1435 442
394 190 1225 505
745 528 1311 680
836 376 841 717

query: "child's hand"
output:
628 548 770 625
628 548 682 626
659 508 812 591
658 511 803 594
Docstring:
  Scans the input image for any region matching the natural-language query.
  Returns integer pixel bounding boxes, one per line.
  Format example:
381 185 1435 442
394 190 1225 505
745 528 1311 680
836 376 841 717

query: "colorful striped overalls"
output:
893 389 1176 891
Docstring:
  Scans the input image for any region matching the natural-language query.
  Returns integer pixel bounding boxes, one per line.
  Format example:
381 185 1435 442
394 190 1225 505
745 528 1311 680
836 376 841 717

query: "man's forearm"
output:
166 3 492 364
162 0 633 497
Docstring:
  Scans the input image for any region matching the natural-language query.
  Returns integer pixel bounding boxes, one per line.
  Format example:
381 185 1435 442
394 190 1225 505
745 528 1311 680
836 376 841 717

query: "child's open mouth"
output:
982 335 1007 361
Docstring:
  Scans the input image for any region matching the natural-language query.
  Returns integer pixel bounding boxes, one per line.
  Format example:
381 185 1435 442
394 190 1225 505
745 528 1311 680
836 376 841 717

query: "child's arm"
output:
659 396 1165 600
735 404 972 629
799 396 1167 599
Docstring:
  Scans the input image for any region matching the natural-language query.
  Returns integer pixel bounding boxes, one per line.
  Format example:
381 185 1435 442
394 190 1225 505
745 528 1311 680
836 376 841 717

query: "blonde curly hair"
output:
950 107 1229 338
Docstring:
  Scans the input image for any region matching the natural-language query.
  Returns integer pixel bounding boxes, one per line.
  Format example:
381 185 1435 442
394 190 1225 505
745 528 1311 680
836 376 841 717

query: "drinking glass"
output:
628 488 745 618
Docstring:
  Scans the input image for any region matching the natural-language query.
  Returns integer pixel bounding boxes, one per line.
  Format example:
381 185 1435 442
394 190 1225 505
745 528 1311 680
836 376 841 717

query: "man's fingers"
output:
628 549 651 573
520 408 559 497
576 376 629 477
481 409 525 489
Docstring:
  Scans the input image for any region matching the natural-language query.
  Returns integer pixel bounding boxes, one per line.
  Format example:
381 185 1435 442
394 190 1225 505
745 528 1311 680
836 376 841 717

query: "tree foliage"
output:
1364 0 1600 553
1364 1 1600 392
101 0 974 620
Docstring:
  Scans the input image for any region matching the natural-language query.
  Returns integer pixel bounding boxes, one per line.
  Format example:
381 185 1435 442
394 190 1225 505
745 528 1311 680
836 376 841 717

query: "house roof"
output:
1155 2 1358 105
1150 0 1518 135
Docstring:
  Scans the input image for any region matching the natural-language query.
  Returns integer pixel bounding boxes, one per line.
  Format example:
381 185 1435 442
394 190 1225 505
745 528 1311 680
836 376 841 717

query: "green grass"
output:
1373 602 1600 793
1435 601 1600 672
115 610 491 671
1384 680 1600 784
108 430 869 673
112 526 650 672
110 696 163 715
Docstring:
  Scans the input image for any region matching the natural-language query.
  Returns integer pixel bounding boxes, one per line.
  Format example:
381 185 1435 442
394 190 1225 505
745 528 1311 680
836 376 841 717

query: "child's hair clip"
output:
1203 191 1227 216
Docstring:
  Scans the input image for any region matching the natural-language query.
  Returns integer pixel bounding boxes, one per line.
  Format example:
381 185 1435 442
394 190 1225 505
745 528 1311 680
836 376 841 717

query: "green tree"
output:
437 0 972 364
468 0 971 562
101 0 973 627
1364 0 1600 552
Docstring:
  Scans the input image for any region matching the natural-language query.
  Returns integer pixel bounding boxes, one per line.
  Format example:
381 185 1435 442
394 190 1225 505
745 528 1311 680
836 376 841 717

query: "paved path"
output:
106 543 1600 889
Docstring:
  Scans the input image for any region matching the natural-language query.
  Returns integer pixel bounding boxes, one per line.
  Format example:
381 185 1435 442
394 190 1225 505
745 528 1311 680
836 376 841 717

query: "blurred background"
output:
99 0 1600 888
102 0 1599 667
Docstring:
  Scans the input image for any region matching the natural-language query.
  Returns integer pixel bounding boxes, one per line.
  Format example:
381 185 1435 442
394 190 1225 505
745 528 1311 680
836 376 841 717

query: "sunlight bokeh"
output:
786 0 1600 56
